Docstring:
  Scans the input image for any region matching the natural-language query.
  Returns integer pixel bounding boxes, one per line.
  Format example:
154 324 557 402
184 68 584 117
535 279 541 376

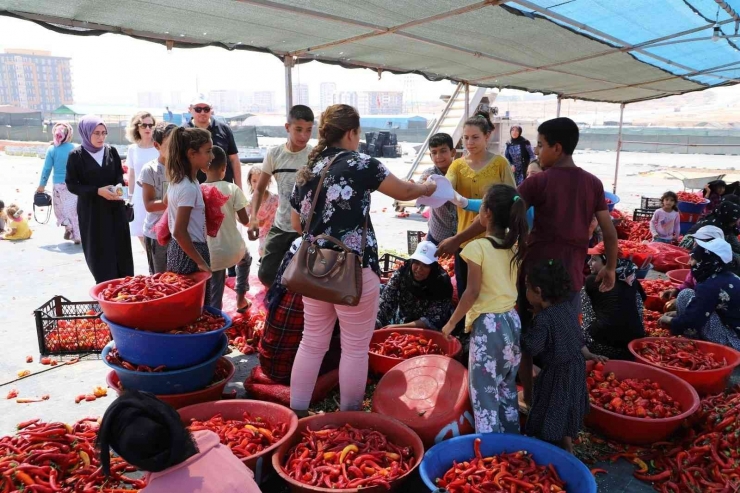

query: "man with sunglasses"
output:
187 95 242 190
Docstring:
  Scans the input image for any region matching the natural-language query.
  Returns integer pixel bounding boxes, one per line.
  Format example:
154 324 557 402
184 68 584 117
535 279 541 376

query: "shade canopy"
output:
2 0 739 103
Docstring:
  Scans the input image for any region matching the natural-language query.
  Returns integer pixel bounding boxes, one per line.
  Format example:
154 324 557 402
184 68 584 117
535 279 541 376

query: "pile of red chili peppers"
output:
46 313 111 354
100 272 196 302
676 191 706 204
370 332 445 359
0 418 145 492
226 310 266 355
163 310 225 334
587 363 683 418
615 214 653 243
106 348 166 373
641 279 677 298
636 339 726 371
436 438 567 492
282 424 415 489
438 256 455 278
185 412 285 461
643 309 671 338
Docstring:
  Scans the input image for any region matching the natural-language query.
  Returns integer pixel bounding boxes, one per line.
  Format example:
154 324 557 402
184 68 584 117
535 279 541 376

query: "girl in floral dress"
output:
247 166 278 257
442 184 528 434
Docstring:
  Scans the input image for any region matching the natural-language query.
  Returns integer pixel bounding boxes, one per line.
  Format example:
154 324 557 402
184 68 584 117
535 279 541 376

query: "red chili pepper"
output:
370 332 446 359
587 370 683 418
283 424 414 489
186 412 285 462
676 191 706 204
100 272 196 302
636 339 725 371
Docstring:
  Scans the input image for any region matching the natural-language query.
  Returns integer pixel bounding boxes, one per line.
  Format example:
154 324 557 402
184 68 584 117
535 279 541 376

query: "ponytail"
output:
295 104 360 186
481 184 528 272
465 111 494 135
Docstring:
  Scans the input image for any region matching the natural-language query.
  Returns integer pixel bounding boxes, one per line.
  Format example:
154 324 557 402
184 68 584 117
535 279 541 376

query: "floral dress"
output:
290 147 390 277
249 191 279 256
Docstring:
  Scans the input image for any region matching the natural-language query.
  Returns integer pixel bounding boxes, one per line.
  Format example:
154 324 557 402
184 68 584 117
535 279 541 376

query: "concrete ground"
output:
0 148 735 491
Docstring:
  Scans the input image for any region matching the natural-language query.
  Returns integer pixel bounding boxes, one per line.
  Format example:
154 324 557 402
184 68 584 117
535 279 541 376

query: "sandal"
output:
236 299 252 314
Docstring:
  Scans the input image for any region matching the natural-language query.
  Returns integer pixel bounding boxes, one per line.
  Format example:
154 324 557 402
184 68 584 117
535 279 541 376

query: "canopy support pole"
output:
613 103 625 194
464 83 470 118
556 96 562 117
284 56 294 119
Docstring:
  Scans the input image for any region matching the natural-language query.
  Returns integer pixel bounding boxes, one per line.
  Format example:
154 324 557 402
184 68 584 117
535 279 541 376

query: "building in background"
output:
137 91 163 109
320 82 336 110
358 91 403 115
252 91 276 113
0 49 73 112
208 89 243 112
334 91 358 109
292 84 309 106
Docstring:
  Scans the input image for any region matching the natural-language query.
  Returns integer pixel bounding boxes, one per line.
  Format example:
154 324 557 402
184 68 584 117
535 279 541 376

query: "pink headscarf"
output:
53 122 74 147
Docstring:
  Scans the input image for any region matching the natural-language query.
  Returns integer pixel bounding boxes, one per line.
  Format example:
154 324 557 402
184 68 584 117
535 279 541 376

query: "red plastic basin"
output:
629 337 740 395
368 328 462 375
179 399 298 485
666 269 690 285
106 356 235 409
372 355 473 449
272 411 424 493
674 255 690 268
585 360 699 444
90 271 211 332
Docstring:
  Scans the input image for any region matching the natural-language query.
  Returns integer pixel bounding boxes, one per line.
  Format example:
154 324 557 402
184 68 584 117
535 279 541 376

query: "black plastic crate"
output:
640 197 662 211
34 296 111 356
407 230 426 255
379 253 407 278
633 208 654 222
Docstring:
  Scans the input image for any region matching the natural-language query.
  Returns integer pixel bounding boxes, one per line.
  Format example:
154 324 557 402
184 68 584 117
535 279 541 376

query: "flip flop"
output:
236 300 252 314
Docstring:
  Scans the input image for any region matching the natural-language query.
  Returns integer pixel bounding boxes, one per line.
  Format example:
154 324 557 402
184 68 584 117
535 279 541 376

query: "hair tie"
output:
513 195 520 202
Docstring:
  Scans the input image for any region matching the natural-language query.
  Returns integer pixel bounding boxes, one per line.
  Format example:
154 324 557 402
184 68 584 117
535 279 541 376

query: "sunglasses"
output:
193 106 211 113
138 123 155 128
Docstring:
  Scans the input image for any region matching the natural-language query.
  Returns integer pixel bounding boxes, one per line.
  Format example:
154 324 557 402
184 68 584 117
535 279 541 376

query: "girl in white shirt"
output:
166 127 214 300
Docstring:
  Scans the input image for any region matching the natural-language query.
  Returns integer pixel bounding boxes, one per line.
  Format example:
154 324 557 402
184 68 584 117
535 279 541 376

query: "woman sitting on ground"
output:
97 390 261 492
581 244 645 360
680 199 740 274
659 235 740 350
376 241 454 330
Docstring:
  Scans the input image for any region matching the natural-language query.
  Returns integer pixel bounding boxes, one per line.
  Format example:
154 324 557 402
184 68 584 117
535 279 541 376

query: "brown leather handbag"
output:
282 153 366 306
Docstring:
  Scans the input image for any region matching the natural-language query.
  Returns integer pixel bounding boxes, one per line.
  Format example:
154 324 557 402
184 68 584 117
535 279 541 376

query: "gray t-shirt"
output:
167 178 206 244
261 143 312 232
137 159 168 240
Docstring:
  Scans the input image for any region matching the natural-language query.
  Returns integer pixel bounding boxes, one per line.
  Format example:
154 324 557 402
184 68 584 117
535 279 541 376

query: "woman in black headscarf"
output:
375 241 454 330
504 126 534 185
97 390 261 493
581 245 646 360
682 199 740 273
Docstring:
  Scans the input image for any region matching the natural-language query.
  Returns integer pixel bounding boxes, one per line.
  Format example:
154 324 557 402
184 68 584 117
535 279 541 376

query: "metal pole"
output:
613 103 625 194
464 83 470 118
556 96 562 117
284 56 294 119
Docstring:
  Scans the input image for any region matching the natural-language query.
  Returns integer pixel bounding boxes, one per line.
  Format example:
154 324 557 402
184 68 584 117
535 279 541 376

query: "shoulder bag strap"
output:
302 151 347 235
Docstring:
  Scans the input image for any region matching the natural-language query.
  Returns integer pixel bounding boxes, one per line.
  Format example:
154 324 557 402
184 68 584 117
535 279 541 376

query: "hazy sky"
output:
0 15 458 108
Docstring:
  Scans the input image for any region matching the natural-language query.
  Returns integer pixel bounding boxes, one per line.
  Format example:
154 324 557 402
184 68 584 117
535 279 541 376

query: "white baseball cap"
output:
189 94 211 107
695 237 733 263
693 225 724 241
409 241 438 265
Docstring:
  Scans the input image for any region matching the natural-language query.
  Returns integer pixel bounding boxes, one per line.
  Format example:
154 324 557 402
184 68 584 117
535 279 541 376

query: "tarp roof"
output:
2 0 739 104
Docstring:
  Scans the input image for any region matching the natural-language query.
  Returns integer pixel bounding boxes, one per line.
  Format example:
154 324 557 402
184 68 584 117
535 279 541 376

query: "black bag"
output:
33 191 52 224
124 203 134 222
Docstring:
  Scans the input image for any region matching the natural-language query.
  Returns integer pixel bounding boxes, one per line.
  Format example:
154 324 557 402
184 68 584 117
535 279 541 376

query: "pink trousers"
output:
290 268 380 411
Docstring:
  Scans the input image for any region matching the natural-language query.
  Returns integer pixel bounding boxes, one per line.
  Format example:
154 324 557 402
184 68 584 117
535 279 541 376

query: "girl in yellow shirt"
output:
442 184 527 434
1 204 32 241
444 112 516 330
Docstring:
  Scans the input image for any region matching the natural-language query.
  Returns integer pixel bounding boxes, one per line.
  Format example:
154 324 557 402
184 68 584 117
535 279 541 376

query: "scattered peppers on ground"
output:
587 363 682 418
436 438 567 492
282 423 414 489
186 412 286 462
100 272 196 302
641 279 678 298
227 310 265 355
370 332 445 359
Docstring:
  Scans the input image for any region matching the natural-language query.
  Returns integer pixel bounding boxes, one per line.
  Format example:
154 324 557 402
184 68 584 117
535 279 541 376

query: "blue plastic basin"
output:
604 192 620 212
677 198 709 214
102 307 231 370
419 433 596 492
102 334 227 395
